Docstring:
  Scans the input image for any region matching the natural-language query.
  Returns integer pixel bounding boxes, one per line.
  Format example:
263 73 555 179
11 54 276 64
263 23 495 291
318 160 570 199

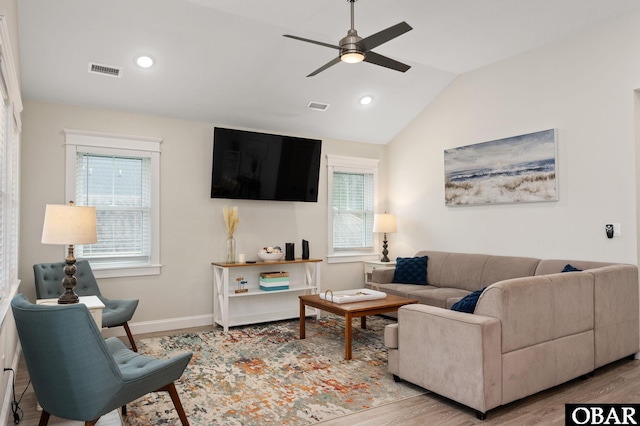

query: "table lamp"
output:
373 213 397 262
41 201 98 304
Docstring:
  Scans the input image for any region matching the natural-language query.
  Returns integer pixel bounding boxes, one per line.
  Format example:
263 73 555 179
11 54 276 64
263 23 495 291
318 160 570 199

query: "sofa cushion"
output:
479 255 540 287
393 256 428 284
368 283 438 299
406 287 470 309
434 252 489 291
384 323 399 349
475 273 594 353
534 259 615 275
451 288 485 313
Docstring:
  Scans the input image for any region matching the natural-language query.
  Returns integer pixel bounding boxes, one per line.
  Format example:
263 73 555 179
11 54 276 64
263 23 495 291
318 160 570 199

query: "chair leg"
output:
122 322 138 352
38 411 50 426
159 382 190 426
40 410 99 426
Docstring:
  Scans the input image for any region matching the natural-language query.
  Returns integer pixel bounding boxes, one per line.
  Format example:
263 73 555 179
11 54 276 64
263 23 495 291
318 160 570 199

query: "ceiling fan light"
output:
341 52 365 64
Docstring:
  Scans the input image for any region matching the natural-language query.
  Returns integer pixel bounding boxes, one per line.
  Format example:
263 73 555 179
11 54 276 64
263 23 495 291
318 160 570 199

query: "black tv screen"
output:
211 127 322 202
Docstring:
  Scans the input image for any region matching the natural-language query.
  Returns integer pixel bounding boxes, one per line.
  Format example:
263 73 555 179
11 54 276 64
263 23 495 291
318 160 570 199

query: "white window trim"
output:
326 155 380 264
64 129 162 278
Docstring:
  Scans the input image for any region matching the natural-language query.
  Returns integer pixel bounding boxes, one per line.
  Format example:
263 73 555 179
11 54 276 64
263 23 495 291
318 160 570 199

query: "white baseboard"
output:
101 314 215 338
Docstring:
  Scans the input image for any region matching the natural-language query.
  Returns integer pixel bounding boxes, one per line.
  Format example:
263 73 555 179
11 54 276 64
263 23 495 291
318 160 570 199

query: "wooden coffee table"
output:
299 293 418 360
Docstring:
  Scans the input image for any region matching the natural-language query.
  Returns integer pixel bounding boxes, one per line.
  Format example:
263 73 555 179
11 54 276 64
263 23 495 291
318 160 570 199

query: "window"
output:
64 130 161 278
0 15 23 307
327 155 379 263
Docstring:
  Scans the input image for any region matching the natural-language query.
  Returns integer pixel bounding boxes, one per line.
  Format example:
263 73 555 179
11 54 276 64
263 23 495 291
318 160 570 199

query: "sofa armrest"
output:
370 267 395 284
396 304 502 414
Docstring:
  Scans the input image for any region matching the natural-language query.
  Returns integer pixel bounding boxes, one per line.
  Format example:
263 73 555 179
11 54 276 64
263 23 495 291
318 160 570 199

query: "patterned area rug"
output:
124 315 424 425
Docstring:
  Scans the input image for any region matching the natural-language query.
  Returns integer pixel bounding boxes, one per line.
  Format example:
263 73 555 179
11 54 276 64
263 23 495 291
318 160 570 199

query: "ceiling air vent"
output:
88 62 122 78
307 101 330 112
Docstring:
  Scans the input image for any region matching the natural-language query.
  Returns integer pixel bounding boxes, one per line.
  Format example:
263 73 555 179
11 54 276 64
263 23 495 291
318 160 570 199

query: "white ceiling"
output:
17 0 640 144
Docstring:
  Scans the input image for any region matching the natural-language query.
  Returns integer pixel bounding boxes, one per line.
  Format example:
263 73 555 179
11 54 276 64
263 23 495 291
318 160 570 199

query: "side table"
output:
36 295 105 328
363 260 396 283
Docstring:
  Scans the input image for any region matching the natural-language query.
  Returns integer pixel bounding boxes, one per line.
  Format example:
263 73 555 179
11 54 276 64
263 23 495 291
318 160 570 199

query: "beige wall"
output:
387 11 640 265
19 101 387 327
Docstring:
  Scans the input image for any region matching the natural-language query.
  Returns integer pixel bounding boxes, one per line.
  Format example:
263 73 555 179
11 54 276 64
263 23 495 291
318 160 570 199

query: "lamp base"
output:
380 234 391 262
57 292 79 304
58 247 80 304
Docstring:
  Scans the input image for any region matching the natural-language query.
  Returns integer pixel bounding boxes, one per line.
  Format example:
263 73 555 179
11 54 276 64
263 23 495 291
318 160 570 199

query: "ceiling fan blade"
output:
307 57 342 77
283 34 340 50
363 51 411 73
361 21 412 51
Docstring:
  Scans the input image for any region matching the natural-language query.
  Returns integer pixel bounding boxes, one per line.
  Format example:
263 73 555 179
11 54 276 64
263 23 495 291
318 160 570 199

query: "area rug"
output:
124 315 424 425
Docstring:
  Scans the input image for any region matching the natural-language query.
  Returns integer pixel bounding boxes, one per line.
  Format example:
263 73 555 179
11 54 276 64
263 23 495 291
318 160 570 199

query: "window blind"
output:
332 171 374 250
75 153 151 263
0 96 6 293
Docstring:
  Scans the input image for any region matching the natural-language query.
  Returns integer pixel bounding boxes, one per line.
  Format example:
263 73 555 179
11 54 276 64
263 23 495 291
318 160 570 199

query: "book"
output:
259 276 290 283
260 271 289 279
259 278 289 287
259 284 289 291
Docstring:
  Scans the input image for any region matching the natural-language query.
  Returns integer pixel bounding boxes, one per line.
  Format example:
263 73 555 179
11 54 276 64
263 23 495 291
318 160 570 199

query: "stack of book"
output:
259 271 289 291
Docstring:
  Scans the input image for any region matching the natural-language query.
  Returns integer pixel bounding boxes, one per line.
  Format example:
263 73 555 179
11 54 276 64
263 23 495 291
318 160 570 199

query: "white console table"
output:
212 258 322 332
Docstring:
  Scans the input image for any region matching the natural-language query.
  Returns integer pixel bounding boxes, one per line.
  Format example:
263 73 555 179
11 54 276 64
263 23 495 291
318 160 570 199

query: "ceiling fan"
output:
283 0 412 77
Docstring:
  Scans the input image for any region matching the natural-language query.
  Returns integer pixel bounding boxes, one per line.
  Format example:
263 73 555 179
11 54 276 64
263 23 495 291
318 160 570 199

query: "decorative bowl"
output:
257 252 285 262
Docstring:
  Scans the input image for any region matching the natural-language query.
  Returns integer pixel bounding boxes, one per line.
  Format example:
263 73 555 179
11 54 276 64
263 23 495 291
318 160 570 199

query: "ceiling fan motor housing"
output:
340 29 365 62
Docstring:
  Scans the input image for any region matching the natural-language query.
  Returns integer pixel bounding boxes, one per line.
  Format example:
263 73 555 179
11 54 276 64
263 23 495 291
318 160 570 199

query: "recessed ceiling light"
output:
136 56 154 68
359 95 374 106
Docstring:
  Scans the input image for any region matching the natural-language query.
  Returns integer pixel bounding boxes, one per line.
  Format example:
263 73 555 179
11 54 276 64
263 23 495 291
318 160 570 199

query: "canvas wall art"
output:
444 129 557 206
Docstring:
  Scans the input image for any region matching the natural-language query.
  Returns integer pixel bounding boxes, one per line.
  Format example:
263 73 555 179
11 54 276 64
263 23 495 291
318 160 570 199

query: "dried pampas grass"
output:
223 205 239 237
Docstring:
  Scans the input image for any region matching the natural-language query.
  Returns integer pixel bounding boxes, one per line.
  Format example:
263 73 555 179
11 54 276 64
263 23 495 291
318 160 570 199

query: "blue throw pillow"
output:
562 264 582 272
451 288 486 313
392 256 428 285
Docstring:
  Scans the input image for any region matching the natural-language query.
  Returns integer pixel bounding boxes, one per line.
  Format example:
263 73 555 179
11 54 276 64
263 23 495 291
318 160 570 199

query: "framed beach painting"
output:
444 129 557 206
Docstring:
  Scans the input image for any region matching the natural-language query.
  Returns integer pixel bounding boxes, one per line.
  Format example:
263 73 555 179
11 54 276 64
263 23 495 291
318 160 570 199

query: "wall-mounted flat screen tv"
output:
211 127 322 202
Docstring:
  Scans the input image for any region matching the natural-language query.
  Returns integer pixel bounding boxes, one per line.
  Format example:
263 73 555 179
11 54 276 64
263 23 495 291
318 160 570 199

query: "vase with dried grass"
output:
223 206 240 263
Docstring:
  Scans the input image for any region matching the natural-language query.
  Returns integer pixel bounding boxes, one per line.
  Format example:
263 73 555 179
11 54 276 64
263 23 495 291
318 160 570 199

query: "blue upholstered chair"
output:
11 294 192 426
33 260 139 351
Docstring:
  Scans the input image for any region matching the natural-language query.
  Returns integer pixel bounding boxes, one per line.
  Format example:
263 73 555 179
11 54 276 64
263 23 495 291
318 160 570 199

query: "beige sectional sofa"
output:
366 250 639 419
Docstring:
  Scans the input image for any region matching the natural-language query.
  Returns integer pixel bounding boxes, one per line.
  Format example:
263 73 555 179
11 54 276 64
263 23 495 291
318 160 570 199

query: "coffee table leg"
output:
361 316 366 329
299 298 306 339
345 312 352 360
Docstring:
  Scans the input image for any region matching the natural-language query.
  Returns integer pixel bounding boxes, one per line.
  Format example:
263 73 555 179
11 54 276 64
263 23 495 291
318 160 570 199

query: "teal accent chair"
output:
11 294 192 426
33 260 139 351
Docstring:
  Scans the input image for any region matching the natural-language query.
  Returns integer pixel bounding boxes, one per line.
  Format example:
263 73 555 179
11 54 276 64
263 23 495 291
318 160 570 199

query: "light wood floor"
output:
8 327 640 425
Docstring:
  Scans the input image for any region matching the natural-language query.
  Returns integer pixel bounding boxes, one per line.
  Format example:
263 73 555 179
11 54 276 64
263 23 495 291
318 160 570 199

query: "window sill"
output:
0 279 20 328
92 264 161 279
326 253 380 264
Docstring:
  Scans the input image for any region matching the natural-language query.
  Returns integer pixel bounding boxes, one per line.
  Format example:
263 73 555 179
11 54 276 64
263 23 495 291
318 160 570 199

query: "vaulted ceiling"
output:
17 0 640 144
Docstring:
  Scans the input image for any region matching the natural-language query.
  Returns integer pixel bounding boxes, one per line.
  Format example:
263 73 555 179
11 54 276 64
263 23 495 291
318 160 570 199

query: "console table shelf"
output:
212 258 321 331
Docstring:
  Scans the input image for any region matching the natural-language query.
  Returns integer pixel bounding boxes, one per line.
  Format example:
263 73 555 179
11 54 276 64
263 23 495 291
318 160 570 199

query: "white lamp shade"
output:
373 213 397 234
41 204 98 245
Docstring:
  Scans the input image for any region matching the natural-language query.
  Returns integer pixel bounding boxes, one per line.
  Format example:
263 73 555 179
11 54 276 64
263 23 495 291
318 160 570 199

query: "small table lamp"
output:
41 201 98 304
373 213 397 262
